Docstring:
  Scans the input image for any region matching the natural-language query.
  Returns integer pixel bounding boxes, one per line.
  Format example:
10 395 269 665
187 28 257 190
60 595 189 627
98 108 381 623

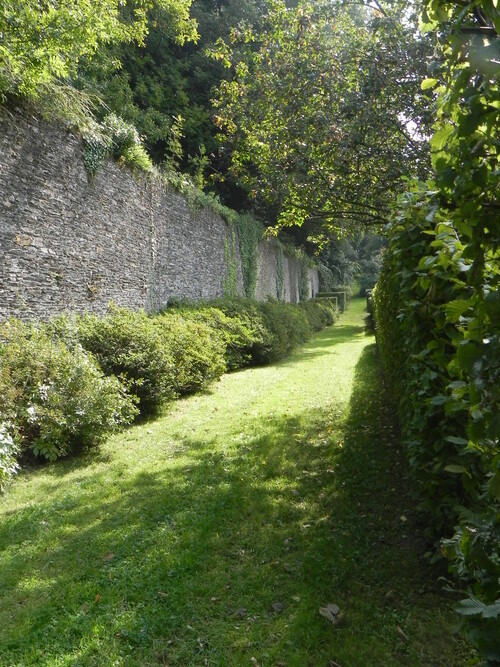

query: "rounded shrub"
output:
253 300 311 364
154 313 226 394
77 307 176 416
167 304 262 371
0 320 137 463
300 300 337 331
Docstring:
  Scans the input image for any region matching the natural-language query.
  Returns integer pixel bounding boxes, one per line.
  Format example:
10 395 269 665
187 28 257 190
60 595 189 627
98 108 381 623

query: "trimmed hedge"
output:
317 290 348 312
154 313 226 395
300 299 338 331
373 195 500 659
76 308 177 416
162 303 262 371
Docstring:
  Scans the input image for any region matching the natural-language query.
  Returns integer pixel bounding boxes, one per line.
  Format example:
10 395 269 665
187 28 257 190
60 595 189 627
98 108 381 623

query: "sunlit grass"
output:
0 299 474 666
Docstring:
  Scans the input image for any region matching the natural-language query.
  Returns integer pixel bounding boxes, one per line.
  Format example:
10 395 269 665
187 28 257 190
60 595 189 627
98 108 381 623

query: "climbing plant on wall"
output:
223 221 239 298
276 245 285 302
298 253 310 303
237 213 263 299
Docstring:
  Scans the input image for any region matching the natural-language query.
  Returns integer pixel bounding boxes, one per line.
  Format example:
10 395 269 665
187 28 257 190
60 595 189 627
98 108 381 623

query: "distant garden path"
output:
0 299 472 666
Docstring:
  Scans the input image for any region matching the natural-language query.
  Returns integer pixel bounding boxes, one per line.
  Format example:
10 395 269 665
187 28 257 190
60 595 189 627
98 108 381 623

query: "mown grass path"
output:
0 299 472 666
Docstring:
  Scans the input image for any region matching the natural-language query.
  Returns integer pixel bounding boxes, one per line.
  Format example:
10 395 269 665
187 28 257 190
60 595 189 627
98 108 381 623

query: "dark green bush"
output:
164 304 261 371
0 320 137 464
373 188 500 659
196 297 313 365
201 297 269 364
154 313 226 394
302 299 338 330
76 307 176 416
254 300 311 364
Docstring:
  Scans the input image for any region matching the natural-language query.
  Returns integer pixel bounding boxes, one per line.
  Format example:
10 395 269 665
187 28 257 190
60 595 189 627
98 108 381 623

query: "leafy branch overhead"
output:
0 0 198 98
212 0 433 234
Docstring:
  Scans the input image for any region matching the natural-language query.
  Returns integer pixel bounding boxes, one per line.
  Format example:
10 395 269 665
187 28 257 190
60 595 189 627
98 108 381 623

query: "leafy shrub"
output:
373 183 500 660
300 299 337 331
77 307 175 416
442 500 500 662
193 297 314 365
154 313 226 394
167 306 260 371
0 320 136 462
103 113 141 157
203 298 269 365
253 300 311 364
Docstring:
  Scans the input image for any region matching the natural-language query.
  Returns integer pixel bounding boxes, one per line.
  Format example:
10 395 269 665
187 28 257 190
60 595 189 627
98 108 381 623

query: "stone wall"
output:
0 111 317 321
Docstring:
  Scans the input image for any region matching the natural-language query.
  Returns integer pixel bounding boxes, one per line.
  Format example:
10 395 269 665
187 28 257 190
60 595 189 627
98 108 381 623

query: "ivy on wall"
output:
298 251 311 302
276 245 285 302
223 221 239 298
237 213 263 299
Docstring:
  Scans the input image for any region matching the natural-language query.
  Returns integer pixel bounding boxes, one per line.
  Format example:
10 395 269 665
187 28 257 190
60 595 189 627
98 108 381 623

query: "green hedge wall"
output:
373 191 500 658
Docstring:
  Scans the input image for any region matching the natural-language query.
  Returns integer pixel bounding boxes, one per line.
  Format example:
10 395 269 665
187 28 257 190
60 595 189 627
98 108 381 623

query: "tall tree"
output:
212 0 433 234
77 0 271 176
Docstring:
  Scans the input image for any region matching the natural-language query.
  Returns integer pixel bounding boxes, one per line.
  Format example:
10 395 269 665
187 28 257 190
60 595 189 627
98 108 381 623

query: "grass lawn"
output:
0 298 475 666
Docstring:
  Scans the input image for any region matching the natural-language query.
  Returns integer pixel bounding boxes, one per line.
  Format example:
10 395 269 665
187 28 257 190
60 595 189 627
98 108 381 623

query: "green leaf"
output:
445 436 468 446
454 598 486 616
489 474 500 499
431 125 454 152
444 464 466 474
430 395 448 406
421 78 438 90
482 602 500 620
445 299 473 322
457 342 481 374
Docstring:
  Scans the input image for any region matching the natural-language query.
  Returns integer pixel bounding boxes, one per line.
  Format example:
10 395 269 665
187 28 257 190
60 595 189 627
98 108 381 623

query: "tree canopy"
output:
0 0 197 97
212 0 433 235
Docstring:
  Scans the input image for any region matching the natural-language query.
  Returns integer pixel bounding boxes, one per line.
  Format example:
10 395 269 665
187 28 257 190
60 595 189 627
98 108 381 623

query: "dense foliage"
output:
76 1 270 180
0 320 137 465
212 0 432 233
0 298 338 489
374 0 499 659
0 0 197 99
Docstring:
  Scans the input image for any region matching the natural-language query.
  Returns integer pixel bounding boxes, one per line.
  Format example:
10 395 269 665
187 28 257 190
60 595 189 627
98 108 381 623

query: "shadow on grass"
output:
0 346 471 666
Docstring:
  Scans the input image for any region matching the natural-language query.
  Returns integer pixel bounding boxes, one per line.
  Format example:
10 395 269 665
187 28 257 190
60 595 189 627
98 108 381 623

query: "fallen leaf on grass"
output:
103 552 115 562
95 593 101 604
234 608 247 618
396 626 409 642
320 603 340 621
320 603 344 627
